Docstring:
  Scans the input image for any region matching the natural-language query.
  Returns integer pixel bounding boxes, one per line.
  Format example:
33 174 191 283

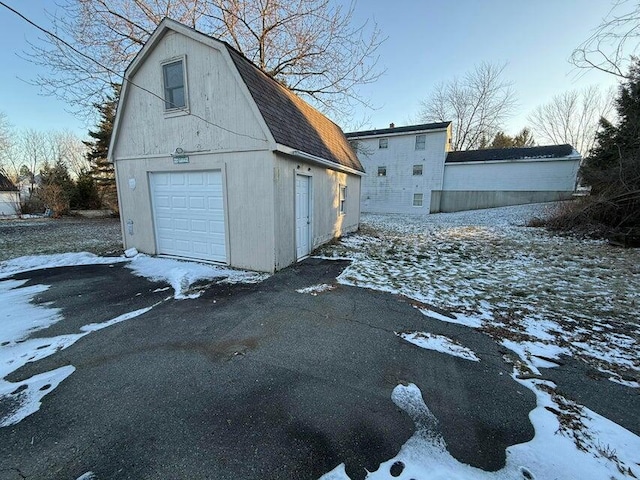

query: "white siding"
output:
0 192 19 216
113 31 270 160
355 128 449 214
443 158 581 191
273 155 360 270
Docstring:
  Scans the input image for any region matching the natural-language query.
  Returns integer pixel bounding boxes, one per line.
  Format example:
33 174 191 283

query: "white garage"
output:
150 171 226 262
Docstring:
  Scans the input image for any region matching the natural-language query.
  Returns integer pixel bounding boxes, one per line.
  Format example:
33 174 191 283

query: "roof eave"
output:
275 144 365 176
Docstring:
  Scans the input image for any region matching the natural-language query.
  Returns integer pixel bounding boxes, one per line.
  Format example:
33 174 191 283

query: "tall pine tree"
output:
85 85 120 212
579 58 640 228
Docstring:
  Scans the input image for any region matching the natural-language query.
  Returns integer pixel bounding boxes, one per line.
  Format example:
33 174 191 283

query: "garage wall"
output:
273 154 361 270
113 30 270 160
115 150 276 272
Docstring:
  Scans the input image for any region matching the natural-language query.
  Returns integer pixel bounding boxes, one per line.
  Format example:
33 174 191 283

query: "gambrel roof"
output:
446 145 578 163
0 173 17 191
227 48 363 173
111 18 363 174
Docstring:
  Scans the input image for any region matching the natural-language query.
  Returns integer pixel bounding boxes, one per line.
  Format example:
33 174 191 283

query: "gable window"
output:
413 193 423 207
162 59 187 110
379 138 388 149
413 164 423 176
339 185 347 214
415 134 426 150
377 166 387 177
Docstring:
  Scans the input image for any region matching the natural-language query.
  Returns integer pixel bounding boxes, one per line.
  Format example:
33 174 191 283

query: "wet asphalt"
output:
0 258 634 479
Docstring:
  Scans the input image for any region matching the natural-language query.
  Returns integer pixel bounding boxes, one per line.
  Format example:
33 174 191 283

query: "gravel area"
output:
0 217 123 261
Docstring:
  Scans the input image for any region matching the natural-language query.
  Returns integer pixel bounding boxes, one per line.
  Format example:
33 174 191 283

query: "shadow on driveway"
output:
0 258 535 480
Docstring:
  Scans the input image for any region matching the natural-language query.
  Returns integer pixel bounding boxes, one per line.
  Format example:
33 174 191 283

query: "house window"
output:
377 166 387 177
413 193 423 207
379 138 388 149
162 59 187 110
339 185 347 214
415 134 426 150
413 164 423 176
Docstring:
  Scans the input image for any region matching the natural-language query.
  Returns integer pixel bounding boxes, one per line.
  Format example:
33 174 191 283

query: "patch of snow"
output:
398 332 480 362
76 473 97 480
500 339 571 375
418 308 484 328
0 280 62 342
0 366 75 427
126 255 267 299
0 252 128 279
296 283 336 295
0 280 160 427
326 382 640 479
124 247 139 258
320 204 640 389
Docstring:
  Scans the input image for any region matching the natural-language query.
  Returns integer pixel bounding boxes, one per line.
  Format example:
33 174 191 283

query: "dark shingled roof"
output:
0 173 17 191
227 48 364 173
446 144 576 163
345 122 451 138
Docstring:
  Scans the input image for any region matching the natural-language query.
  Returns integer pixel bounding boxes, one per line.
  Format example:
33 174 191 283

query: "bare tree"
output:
18 129 49 200
46 131 90 179
24 0 384 122
571 0 640 78
527 85 614 157
419 62 517 151
0 112 14 179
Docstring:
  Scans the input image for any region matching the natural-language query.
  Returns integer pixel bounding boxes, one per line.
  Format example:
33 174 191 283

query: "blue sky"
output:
0 0 623 139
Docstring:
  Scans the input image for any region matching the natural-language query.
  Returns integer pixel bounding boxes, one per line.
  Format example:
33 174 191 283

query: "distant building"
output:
0 173 19 216
346 123 581 214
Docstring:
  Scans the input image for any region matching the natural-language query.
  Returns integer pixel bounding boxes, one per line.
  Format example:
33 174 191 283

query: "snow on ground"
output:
126 254 269 299
0 278 160 427
319 203 640 478
323 381 640 480
397 332 480 362
0 252 127 279
296 283 336 295
319 203 640 386
0 252 268 427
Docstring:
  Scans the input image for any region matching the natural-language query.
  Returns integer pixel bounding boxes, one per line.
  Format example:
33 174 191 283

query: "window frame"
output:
378 138 388 149
161 56 189 115
413 193 424 207
377 166 387 177
413 164 423 176
339 185 347 215
415 134 426 150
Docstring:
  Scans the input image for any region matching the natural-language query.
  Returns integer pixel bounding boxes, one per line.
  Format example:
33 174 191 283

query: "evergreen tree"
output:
577 58 640 229
483 128 536 149
580 59 640 196
85 85 120 212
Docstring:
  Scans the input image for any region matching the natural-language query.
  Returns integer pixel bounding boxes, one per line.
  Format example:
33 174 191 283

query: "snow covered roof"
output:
0 173 18 192
345 122 451 139
446 144 578 163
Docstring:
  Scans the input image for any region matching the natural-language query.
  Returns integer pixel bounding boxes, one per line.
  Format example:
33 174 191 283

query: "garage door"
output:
150 171 226 262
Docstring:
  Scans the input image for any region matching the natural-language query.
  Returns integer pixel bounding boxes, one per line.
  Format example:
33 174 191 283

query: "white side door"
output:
295 174 311 260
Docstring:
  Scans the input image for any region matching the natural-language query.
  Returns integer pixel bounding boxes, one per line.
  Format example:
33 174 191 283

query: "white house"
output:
0 173 19 216
109 19 363 273
346 124 581 214
346 123 452 214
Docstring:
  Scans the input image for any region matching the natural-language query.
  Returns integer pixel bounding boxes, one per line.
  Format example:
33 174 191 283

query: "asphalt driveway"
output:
0 258 540 480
